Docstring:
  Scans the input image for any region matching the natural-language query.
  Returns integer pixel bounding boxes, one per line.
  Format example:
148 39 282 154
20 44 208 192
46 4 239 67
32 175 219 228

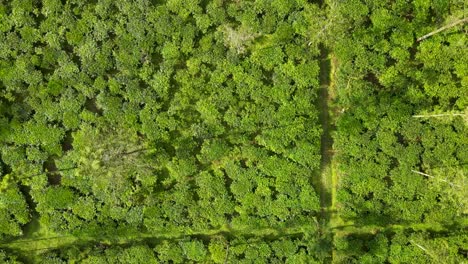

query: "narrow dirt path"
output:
1 225 310 262
316 47 341 262
317 46 333 220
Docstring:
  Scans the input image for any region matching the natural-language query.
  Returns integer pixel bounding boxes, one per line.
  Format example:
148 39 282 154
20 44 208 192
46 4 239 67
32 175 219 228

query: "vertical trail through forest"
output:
316 46 333 221
315 46 340 262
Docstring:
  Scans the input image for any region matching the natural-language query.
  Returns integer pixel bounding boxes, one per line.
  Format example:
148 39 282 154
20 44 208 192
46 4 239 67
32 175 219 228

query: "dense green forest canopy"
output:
331 0 467 262
0 0 466 263
334 0 467 225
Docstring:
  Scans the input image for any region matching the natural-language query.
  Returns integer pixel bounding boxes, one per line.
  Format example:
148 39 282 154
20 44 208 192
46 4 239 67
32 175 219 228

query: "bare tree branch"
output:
410 240 429 252
411 170 462 188
417 17 468 42
409 240 441 261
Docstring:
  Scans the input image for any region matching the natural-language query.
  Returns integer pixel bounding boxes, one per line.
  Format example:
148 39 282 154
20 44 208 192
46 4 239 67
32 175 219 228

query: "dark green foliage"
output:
335 230 467 263
333 0 467 227
0 0 465 261
332 0 467 261
0 0 324 258
0 249 23 264
35 236 329 263
0 184 30 238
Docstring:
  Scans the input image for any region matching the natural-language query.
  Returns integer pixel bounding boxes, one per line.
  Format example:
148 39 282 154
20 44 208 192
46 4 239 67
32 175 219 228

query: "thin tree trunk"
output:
417 18 468 42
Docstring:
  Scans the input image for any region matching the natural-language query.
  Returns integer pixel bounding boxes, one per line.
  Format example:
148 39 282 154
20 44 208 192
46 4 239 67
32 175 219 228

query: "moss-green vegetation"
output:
0 0 466 263
331 0 467 262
